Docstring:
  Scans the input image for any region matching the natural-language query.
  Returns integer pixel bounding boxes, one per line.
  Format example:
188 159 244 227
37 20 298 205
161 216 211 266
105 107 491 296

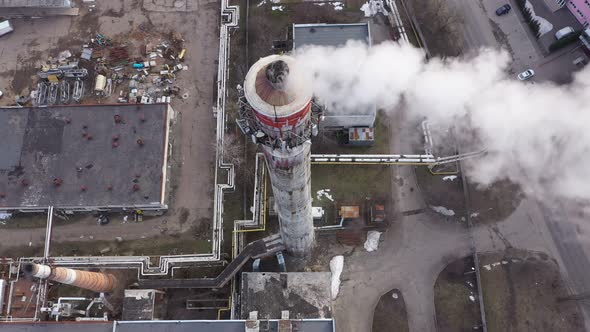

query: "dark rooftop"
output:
0 104 170 210
292 23 371 49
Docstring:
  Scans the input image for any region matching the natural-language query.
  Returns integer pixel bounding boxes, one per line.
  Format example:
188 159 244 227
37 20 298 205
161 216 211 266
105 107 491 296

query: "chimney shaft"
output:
25 263 117 293
242 55 315 256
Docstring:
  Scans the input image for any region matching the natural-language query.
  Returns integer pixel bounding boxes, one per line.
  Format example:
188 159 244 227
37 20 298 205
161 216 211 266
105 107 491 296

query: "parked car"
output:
495 4 511 16
517 69 535 80
555 26 575 40
0 20 13 37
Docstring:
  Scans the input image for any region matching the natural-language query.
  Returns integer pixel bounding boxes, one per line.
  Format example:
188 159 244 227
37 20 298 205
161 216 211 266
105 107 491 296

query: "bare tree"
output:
413 0 464 55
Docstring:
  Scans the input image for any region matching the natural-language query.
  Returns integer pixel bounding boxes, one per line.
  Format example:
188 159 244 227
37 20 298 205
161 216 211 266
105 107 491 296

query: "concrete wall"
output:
262 142 314 256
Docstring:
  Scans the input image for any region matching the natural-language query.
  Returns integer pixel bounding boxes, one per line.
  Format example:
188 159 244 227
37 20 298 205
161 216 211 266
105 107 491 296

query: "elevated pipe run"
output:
310 150 486 165
24 263 117 293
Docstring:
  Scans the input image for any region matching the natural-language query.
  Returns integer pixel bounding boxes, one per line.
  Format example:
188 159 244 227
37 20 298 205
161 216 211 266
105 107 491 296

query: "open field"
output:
480 249 584 332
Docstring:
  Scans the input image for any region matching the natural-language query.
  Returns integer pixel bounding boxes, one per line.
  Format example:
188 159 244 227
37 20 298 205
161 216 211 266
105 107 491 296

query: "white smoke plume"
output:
293 41 590 201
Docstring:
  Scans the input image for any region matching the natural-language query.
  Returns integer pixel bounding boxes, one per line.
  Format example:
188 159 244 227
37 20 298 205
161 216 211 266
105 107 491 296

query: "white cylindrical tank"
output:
94 75 106 92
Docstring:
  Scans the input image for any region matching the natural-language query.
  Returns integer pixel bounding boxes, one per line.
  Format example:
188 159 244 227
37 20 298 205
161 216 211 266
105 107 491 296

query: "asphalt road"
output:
542 199 590 296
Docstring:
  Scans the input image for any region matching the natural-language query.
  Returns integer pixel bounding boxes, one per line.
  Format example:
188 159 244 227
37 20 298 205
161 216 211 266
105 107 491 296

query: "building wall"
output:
545 0 566 12
567 0 590 27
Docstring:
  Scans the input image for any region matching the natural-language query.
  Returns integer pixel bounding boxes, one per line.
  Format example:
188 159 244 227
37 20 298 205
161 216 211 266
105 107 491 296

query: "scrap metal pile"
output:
32 32 187 106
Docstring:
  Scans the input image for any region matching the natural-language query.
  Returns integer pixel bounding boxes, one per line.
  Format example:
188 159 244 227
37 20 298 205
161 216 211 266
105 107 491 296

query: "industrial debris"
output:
31 31 188 106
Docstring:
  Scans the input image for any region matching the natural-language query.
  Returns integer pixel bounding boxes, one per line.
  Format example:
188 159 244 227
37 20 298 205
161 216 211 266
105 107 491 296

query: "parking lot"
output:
447 0 588 82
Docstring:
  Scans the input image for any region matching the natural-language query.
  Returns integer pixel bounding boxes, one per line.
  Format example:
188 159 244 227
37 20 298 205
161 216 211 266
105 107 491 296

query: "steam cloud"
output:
293 41 590 201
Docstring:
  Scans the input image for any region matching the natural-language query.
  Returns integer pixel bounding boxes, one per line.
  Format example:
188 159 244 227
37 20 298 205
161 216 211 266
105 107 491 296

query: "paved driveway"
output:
445 0 542 73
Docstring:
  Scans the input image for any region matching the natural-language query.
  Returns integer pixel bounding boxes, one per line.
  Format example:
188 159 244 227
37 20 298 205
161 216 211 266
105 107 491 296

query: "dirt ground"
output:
480 249 585 332
0 0 220 255
468 180 524 225
434 256 482 332
372 289 409 332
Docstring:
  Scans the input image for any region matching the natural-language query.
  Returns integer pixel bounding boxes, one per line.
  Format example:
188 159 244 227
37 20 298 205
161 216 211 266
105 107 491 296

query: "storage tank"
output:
94 74 106 92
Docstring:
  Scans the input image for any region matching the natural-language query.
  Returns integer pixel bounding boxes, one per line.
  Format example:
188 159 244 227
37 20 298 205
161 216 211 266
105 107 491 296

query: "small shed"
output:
339 206 360 219
348 127 375 146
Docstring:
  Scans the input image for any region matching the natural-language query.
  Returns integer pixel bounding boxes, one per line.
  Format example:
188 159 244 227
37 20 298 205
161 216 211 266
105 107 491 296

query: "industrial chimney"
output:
238 55 318 257
24 263 117 293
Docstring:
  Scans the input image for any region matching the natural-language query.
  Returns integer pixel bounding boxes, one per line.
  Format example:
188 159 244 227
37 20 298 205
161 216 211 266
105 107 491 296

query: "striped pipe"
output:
25 263 117 293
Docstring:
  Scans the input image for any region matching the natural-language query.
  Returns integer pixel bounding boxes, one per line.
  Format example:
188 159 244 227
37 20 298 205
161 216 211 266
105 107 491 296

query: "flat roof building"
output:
0 104 172 212
292 23 371 49
240 272 332 320
292 23 376 129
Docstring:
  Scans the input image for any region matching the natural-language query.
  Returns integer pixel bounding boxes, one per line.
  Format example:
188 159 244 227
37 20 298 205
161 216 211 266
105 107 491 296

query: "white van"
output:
555 26 575 40
0 21 13 37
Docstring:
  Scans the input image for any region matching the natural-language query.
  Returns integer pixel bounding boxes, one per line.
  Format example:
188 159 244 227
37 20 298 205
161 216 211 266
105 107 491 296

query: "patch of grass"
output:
0 213 86 229
414 166 465 218
311 164 392 225
480 250 584 332
434 257 481 332
372 289 409 332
